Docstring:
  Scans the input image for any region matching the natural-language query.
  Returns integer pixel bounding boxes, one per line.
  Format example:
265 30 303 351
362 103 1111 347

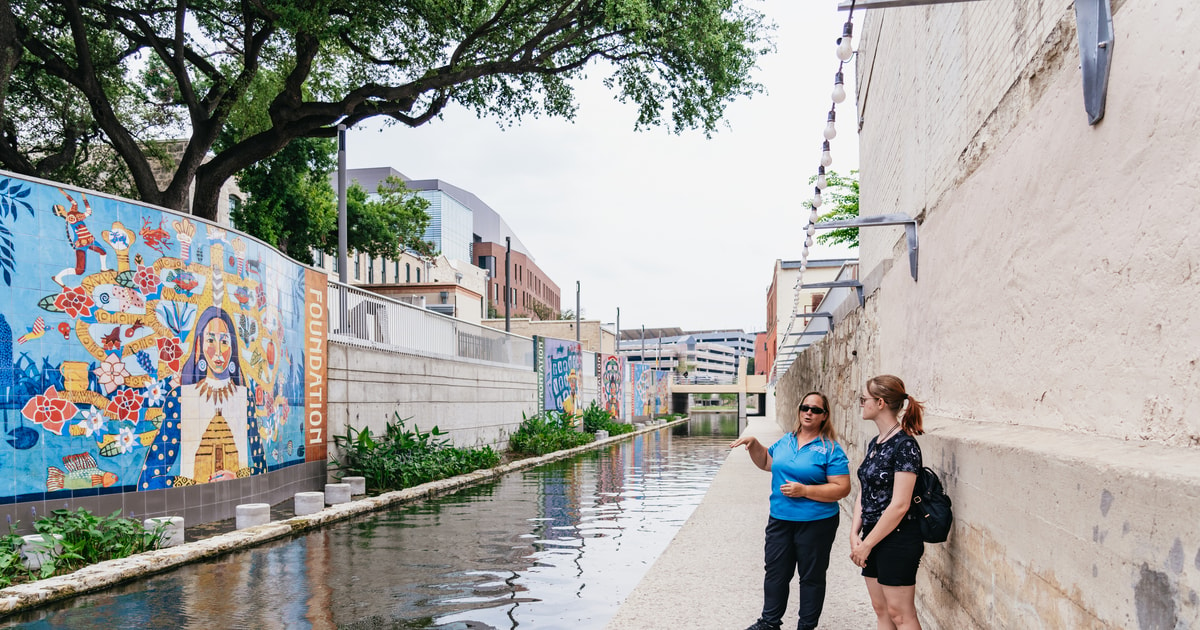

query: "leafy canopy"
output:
2 0 772 221
810 169 859 248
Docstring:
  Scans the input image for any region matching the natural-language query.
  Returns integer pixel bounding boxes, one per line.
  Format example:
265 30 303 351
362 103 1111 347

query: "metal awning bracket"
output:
1075 0 1114 125
813 213 918 281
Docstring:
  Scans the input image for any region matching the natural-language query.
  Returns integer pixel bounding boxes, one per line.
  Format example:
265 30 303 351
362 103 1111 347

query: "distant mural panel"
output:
0 173 326 503
631 365 670 417
597 354 624 419
536 336 581 416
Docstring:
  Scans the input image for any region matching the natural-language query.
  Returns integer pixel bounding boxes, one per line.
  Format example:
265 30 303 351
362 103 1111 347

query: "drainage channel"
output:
1 414 741 629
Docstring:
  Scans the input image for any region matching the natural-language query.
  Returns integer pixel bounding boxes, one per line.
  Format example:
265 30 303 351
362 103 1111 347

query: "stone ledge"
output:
0 418 687 618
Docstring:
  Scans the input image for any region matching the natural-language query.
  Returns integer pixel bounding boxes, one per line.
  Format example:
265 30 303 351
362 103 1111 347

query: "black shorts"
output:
860 517 924 586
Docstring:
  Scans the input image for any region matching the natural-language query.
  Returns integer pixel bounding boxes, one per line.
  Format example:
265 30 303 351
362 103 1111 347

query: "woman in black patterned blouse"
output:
849 375 926 630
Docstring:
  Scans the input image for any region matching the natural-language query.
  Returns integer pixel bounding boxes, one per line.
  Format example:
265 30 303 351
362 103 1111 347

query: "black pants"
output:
758 513 840 630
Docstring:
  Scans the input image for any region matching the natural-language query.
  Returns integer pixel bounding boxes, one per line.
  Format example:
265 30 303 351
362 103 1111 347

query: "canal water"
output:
3 414 741 629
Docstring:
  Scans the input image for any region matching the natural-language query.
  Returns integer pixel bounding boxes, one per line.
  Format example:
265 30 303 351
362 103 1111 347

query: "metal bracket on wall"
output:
1075 0 1114 125
813 213 919 281
838 0 986 10
800 279 866 308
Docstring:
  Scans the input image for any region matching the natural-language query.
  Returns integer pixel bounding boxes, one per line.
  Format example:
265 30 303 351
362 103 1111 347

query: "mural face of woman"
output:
201 317 233 374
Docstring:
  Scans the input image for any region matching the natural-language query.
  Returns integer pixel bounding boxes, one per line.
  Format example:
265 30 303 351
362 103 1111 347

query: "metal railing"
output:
328 282 534 369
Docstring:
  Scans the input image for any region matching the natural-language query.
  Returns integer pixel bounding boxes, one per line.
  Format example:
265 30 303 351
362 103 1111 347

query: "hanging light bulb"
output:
823 110 837 140
816 165 827 190
836 22 854 61
820 141 833 167
813 186 823 208
809 204 819 224
804 236 813 248
806 223 816 237
832 71 846 104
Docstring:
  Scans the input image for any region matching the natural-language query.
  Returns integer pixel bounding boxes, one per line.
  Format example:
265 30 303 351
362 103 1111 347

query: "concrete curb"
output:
0 418 687 618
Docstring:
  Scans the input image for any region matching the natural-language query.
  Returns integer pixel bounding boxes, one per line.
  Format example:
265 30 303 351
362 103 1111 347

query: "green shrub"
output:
330 412 500 492
581 402 635 436
508 410 594 456
2 509 168 582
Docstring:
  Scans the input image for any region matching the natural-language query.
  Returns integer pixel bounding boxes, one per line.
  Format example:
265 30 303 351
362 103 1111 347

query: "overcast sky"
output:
346 1 859 334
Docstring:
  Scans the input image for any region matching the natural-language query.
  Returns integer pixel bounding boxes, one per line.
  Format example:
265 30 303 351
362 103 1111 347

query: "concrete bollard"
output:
343 476 367 496
324 483 352 505
235 503 271 529
20 534 63 571
595 430 609 440
144 516 185 548
294 492 325 516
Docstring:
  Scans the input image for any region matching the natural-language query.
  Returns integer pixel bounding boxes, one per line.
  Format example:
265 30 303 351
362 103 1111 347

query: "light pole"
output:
615 307 620 356
336 123 348 334
575 280 580 342
504 236 511 332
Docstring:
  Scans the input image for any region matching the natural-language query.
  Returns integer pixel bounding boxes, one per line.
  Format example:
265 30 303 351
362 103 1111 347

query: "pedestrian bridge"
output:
668 359 768 417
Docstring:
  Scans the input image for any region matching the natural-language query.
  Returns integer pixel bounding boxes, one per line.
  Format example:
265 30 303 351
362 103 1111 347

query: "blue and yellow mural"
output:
535 336 581 417
0 173 326 503
631 364 669 417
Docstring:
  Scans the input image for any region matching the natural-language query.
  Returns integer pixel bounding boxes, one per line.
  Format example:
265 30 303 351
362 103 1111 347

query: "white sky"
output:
346 1 859 334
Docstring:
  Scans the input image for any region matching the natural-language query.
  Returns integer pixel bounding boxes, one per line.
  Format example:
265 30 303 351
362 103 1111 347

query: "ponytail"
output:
866 374 925 435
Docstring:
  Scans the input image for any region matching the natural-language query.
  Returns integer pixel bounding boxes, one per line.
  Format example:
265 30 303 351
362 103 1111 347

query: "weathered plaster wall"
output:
778 0 1200 627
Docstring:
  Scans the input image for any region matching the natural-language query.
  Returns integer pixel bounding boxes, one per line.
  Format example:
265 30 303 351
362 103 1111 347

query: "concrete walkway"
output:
605 416 876 630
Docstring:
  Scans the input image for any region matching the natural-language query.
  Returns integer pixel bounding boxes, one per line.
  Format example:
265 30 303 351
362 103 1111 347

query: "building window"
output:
354 256 360 280
394 261 399 283
368 259 374 284
406 263 411 282
332 255 338 274
315 250 325 267
416 268 421 283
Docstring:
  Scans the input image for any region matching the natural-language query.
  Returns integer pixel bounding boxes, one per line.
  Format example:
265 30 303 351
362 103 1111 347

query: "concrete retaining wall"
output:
328 343 541 451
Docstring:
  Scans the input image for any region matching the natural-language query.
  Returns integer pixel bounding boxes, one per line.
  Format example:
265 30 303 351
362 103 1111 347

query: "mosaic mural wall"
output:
597 354 624 419
535 336 581 416
631 364 669 417
0 173 327 504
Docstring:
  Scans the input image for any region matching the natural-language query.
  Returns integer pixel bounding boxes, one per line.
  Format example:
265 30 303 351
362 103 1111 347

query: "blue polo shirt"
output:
767 433 850 522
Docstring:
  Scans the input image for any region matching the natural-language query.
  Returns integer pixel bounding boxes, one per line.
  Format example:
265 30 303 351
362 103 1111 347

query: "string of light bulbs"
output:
776 3 856 377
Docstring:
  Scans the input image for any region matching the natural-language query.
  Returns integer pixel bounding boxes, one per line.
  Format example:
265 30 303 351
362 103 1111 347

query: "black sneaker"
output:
744 621 781 630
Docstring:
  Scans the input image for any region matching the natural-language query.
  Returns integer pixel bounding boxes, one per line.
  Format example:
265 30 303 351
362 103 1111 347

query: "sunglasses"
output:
798 404 826 415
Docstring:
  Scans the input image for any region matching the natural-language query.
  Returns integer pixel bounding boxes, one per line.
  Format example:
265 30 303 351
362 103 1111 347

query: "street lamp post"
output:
504 236 511 332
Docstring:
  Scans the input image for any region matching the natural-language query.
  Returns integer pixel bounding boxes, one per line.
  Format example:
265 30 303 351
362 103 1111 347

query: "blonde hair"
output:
797 391 838 442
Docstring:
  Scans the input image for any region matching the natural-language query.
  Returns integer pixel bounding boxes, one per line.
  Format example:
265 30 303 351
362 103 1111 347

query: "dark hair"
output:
181 305 242 386
797 391 838 442
866 375 924 435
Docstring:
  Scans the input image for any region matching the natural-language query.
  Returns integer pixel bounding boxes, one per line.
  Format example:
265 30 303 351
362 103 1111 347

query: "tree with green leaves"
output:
230 138 434 265
810 169 859 248
2 1 770 221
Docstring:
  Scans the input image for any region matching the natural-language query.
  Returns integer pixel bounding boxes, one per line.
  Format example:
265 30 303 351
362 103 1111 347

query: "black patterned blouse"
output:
857 432 922 525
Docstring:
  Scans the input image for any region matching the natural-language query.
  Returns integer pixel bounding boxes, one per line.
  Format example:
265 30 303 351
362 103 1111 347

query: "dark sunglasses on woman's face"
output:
798 404 826 415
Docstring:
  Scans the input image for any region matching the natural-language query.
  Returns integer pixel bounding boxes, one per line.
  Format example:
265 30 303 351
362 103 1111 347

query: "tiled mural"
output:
536 336 581 416
631 364 669 417
0 173 327 505
597 354 625 419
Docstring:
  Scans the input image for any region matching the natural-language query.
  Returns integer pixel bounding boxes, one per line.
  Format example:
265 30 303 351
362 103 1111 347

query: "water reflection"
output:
3 415 740 630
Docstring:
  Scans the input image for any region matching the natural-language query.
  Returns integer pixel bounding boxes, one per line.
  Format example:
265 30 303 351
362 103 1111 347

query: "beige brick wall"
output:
782 0 1200 627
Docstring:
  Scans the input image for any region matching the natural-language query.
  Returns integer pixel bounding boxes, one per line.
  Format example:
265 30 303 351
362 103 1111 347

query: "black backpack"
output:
910 466 953 543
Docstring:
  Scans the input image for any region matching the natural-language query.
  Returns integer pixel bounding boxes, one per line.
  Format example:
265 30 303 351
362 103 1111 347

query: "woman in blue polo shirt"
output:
731 392 851 630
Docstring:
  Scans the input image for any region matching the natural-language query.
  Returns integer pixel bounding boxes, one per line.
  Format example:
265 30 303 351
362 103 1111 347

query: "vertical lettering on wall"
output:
304 268 328 461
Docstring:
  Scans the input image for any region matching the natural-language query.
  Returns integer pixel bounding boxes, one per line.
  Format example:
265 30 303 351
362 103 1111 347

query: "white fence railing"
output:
327 282 534 369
